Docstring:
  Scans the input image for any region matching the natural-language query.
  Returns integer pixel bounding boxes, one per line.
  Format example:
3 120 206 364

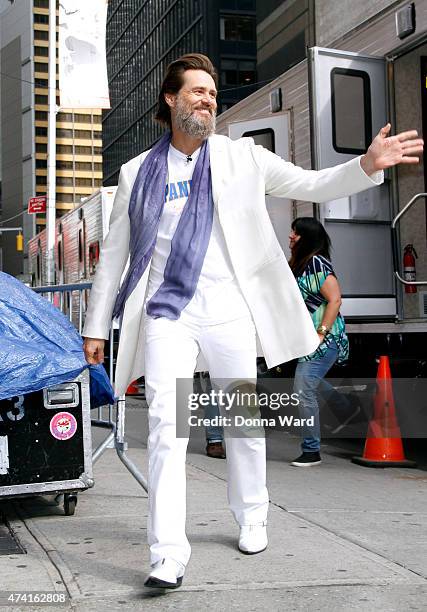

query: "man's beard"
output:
174 97 216 139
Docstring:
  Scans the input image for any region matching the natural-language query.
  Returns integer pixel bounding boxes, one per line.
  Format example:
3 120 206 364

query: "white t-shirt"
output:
145 143 250 324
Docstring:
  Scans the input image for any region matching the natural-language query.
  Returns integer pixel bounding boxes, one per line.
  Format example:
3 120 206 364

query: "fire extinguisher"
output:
403 244 418 293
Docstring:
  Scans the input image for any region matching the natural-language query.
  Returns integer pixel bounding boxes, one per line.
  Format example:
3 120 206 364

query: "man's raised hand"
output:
361 123 424 175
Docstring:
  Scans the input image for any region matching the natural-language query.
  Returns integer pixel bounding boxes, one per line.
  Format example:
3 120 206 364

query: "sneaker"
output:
206 441 226 459
291 451 321 467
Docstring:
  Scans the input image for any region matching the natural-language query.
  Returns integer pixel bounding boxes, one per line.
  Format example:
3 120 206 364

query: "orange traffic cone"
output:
352 356 416 468
126 380 140 395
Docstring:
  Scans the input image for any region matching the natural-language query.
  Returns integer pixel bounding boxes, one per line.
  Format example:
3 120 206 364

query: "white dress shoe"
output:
238 521 268 554
144 558 185 588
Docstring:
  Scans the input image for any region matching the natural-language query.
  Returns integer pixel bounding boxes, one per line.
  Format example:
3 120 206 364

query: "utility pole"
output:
46 0 57 285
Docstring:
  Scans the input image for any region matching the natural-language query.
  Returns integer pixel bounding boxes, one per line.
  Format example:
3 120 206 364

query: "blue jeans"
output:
204 400 224 443
293 337 348 453
194 373 224 443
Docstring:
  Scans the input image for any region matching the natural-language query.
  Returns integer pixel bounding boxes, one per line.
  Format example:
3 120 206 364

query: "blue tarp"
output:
0 272 115 407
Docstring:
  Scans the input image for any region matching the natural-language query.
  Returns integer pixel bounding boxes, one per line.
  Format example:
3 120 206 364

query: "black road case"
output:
0 370 93 515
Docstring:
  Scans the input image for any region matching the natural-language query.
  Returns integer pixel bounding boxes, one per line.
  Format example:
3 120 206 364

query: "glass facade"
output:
103 0 256 185
103 1 205 184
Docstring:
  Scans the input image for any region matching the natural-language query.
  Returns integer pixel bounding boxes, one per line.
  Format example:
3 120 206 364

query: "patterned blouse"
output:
295 255 349 364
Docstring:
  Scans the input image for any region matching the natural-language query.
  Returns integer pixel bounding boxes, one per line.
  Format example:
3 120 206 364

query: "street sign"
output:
28 196 47 214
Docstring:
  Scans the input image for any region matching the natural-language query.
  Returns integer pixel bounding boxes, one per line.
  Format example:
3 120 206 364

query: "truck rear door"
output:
228 114 292 257
309 46 395 320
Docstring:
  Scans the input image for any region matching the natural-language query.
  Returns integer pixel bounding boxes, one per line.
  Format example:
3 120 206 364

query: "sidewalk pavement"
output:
1 397 427 611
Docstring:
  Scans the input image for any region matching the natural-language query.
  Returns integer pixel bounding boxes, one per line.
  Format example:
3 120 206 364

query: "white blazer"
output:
82 134 383 395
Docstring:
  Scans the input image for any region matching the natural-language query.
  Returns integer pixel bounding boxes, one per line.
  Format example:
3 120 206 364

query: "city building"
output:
103 0 257 185
256 0 315 82
0 0 103 277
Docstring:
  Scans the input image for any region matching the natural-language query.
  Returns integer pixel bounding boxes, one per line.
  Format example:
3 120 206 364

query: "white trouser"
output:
144 313 269 567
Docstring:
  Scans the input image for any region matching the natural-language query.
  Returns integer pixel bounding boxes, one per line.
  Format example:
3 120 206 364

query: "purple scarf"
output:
112 132 214 320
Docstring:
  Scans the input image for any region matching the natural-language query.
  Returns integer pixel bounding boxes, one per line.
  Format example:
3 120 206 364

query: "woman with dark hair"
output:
289 217 354 466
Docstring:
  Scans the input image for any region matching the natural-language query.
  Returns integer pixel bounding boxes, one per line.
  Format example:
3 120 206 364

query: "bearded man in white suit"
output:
82 54 423 588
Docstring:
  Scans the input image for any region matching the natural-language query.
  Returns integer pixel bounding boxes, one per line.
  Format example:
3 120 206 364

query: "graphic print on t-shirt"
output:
165 179 193 211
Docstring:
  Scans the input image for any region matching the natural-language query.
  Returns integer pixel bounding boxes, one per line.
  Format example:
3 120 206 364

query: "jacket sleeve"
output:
82 164 132 340
250 142 384 202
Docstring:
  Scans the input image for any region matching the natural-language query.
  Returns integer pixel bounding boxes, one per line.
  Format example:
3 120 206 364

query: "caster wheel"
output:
64 494 78 516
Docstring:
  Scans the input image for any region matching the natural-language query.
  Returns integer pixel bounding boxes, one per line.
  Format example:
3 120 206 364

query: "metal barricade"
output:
33 282 147 491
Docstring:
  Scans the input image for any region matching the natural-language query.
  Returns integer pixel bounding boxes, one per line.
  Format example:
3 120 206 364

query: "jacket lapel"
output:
209 135 226 208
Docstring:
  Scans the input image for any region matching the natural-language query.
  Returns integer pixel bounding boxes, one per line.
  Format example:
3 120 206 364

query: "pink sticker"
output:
50 412 77 440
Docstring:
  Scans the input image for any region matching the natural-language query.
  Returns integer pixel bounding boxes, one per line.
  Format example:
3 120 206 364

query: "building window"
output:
331 68 372 154
56 160 73 170
35 62 48 72
56 128 73 138
56 113 102 125
57 239 63 272
56 160 102 172
53 177 99 188
57 177 74 186
220 59 256 87
88 241 100 275
36 126 48 136
75 129 94 139
78 228 84 262
79 114 98 123
57 193 74 203
242 128 275 153
57 145 73 154
220 15 256 41
34 0 50 7
34 46 49 57
34 13 49 24
77 178 94 187
36 241 43 283
35 94 48 105
78 220 86 278
56 144 101 155
77 161 102 171
34 29 49 41
58 113 73 122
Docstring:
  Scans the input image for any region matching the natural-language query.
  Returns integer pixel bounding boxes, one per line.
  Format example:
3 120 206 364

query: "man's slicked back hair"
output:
155 54 218 129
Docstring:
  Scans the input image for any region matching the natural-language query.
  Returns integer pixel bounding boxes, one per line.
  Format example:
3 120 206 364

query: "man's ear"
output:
164 93 176 109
